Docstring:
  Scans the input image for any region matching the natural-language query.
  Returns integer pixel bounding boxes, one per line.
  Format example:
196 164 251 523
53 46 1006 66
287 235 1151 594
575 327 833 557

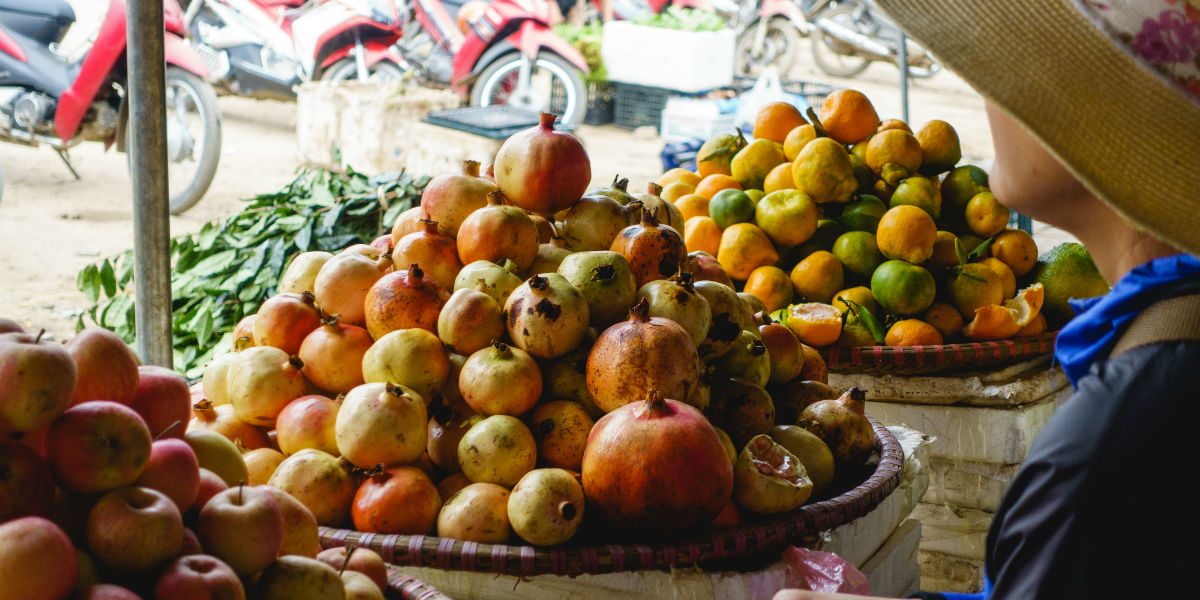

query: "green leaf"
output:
967 237 995 261
77 264 100 303
99 260 117 298
319 203 344 236
968 165 990 188
274 215 308 233
294 221 313 251
954 238 968 266
189 304 214 349
187 250 238 278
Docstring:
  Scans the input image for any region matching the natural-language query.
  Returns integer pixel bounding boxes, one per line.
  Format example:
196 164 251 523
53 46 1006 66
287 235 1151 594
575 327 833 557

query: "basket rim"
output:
822 331 1058 375
319 417 904 577
386 565 453 600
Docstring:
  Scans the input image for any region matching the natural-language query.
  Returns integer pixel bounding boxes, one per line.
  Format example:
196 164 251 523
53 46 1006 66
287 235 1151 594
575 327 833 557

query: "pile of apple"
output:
0 319 396 600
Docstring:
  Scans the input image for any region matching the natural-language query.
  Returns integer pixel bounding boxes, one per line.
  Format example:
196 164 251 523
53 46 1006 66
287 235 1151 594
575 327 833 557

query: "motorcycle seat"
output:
0 0 75 25
256 0 306 7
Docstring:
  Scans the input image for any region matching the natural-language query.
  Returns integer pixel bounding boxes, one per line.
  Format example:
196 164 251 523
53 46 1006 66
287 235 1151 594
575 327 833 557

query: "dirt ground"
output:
0 54 995 346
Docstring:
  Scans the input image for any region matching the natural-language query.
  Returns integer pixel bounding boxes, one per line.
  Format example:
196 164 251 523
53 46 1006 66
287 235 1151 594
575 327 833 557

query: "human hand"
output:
773 591 893 600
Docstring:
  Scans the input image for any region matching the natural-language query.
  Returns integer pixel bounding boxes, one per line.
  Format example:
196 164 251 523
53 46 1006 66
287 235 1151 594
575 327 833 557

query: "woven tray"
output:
386 565 453 600
319 417 903 577
821 331 1058 375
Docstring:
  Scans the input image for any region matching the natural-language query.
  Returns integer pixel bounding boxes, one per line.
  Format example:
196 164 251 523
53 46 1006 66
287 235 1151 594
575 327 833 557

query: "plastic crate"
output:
423 105 572 139
729 76 837 112
612 83 674 130
660 110 738 143
584 81 615 126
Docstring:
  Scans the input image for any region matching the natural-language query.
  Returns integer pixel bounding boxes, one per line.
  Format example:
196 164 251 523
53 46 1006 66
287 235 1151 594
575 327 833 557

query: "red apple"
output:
0 516 78 599
274 394 340 456
317 545 388 591
255 555 345 599
66 326 141 406
197 485 285 575
187 468 229 523
135 438 201 512
1 423 48 455
131 365 192 440
0 440 54 522
0 317 24 334
87 486 184 574
0 329 77 432
45 400 152 494
180 526 203 556
258 484 322 558
155 554 247 600
79 583 142 599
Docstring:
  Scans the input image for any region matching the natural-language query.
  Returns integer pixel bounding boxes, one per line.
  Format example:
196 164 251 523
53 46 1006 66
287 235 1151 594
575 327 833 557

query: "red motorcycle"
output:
0 0 222 213
383 0 589 126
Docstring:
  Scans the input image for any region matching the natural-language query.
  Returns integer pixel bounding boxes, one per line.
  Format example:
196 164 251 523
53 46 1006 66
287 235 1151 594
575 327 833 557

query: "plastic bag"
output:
734 66 795 134
779 546 873 595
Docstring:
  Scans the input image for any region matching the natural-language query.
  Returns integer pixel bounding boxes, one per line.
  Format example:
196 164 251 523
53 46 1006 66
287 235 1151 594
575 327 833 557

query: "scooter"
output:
0 0 223 214
384 0 589 127
182 0 406 101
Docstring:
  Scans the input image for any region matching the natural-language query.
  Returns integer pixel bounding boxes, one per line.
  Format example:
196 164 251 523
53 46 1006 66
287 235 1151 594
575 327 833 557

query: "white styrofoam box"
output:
866 386 1070 464
910 503 993 562
660 110 738 142
601 21 735 92
830 356 1070 408
862 519 923 599
924 458 1021 512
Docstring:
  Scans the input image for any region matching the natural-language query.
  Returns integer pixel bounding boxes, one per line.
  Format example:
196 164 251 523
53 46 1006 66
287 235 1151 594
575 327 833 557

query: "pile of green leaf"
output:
75 167 428 379
555 22 607 83
632 6 726 32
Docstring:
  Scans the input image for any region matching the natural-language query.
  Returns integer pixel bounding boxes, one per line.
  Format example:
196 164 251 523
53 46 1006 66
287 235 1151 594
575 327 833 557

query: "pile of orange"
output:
657 89 1065 348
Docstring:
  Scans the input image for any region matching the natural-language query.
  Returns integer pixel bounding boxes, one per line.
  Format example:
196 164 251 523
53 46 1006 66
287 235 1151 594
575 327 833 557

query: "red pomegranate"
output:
610 208 688 288
297 315 374 394
420 160 498 238
581 391 733 534
392 219 463 290
363 263 450 340
253 291 323 356
585 298 699 413
456 191 540 271
493 112 591 215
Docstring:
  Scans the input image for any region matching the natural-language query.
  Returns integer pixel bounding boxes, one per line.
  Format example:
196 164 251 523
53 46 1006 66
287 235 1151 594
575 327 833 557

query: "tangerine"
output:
791 137 857 205
675 193 711 221
763 162 796 193
695 173 744 200
816 89 880 145
921 301 964 340
660 180 697 204
870 260 936 317
657 167 702 189
785 302 844 347
731 139 788 191
683 216 723 257
946 262 1004 320
709 188 757 229
831 230 883 282
783 124 818 161
876 118 912 134
696 132 747 178
744 266 795 313
884 319 943 347
755 189 818 247
831 285 878 317
929 230 961 270
915 119 962 175
865 129 924 185
754 102 807 144
876 205 938 264
889 174 941 219
990 229 1039 276
718 222 780 281
789 250 845 304
965 191 1010 238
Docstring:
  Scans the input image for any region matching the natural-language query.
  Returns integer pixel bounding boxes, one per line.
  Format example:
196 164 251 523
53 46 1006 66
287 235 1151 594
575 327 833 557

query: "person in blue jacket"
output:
775 0 1200 598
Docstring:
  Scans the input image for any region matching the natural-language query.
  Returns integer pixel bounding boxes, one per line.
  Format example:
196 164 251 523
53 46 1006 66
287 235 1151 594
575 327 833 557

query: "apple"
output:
45 400 152 494
189 468 230 517
275 394 341 456
66 326 141 406
86 486 184 573
197 485 285 575
135 438 201 512
78 583 142 599
255 555 346 600
75 547 100 594
0 329 77 432
317 546 388 591
131 365 192 439
180 526 203 556
0 516 78 600
0 439 55 521
342 569 385 600
0 317 24 333
257 484 321 558
154 554 247 600
267 448 356 526
184 429 250 487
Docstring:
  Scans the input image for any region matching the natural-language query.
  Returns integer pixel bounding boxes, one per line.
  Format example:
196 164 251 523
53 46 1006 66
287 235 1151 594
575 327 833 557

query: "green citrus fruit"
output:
709 188 757 229
832 231 883 282
870 260 936 317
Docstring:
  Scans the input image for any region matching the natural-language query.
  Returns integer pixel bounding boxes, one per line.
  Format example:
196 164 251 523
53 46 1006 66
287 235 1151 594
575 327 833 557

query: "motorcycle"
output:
383 0 589 127
0 0 222 214
181 0 407 101
734 0 938 79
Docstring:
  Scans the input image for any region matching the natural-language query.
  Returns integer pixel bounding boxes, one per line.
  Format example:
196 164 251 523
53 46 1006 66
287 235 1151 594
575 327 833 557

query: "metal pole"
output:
127 0 174 368
898 31 909 123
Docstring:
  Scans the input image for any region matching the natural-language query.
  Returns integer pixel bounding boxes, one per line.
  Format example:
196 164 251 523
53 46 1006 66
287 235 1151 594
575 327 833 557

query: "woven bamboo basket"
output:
821 331 1057 375
319 417 903 577
386 566 453 600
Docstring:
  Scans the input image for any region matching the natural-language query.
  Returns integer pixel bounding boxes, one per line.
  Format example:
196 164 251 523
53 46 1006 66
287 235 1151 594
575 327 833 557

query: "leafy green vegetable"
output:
632 6 726 32
555 22 608 83
76 167 428 379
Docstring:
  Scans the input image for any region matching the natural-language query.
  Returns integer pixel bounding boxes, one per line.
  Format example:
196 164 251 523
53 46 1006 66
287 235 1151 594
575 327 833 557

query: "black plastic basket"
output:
612 83 675 131
584 81 616 126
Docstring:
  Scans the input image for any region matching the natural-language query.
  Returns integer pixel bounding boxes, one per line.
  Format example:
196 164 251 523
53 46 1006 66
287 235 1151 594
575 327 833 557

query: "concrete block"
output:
918 550 984 594
910 503 992 561
861 518 922 598
924 458 1020 512
831 356 1069 408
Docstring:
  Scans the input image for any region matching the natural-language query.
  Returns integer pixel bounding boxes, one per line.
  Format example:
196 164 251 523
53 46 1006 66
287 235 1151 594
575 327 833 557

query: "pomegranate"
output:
253 291 322 356
526 400 595 471
712 377 775 447
297 314 373 394
585 175 637 206
507 468 586 546
769 379 837 427
694 278 752 359
426 399 473 473
457 414 536 487
636 272 712 347
526 236 573 277
437 286 505 355
713 330 771 387
274 394 340 456
529 213 557 244
493 112 591 215
458 341 542 417
187 399 272 450
389 206 428 248
768 425 835 496
560 193 643 252
312 246 391 326
231 314 256 350
585 298 700 413
436 482 512 543
363 263 450 340
436 472 471 501
557 250 638 329
335 382 428 469
797 387 875 465
268 449 356 526
759 316 805 385
225 346 308 427
392 219 463 290
610 207 688 288
351 465 441 534
689 251 736 288
580 391 733 534
361 328 449 402
454 258 523 305
200 351 238 406
632 182 684 233
539 340 603 417
420 159 498 238
504 273 590 360
732 434 813 515
456 191 540 272
278 250 334 296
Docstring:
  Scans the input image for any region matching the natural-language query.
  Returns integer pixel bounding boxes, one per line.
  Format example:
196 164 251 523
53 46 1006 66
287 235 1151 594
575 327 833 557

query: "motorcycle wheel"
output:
470 52 587 128
163 67 222 215
810 5 872 78
734 17 801 79
321 58 408 82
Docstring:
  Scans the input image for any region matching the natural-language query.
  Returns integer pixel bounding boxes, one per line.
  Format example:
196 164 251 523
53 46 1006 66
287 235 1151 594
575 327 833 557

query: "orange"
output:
730 139 787 191
656 167 701 189
990 229 1039 276
922 301 964 340
696 132 747 178
709 188 757 229
915 119 962 175
929 230 961 269
744 265 795 313
753 101 807 144
946 262 1005 320
816 89 880 145
695 173 743 200
791 137 857 204
717 222 780 281
789 250 845 304
1016 312 1047 337
979 256 1017 299
876 205 938 264
762 162 796 193
889 174 941 219
783 124 818 161
785 302 844 347
876 118 912 134
964 191 1010 238
755 189 818 247
884 319 943 347
961 304 1022 341
660 180 696 204
675 193 711 222
865 129 924 185
683 216 723 256
831 230 883 282
831 285 878 317
870 260 936 317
